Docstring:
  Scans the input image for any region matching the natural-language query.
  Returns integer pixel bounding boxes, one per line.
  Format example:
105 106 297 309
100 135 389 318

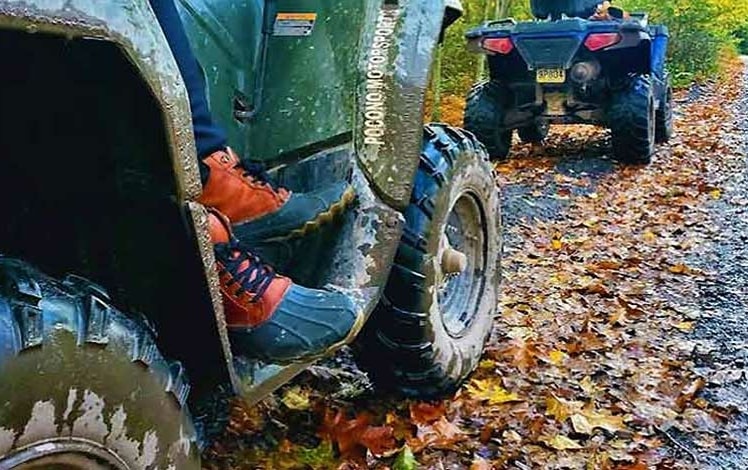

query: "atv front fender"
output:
356 0 448 209
0 0 238 394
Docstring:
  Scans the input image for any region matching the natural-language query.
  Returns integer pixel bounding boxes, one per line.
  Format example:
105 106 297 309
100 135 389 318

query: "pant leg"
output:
149 0 227 161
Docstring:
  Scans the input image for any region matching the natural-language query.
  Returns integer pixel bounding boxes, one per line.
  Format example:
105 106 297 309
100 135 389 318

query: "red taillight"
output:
482 37 514 55
584 33 621 51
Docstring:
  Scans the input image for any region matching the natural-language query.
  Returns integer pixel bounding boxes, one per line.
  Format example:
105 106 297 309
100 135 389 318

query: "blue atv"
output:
463 0 672 164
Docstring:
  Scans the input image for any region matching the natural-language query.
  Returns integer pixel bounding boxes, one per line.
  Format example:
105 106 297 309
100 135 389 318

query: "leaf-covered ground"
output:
204 59 748 469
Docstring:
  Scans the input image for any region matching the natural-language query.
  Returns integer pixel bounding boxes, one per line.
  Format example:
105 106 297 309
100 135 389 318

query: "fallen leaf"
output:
466 379 522 405
579 376 599 396
584 411 626 433
281 386 311 411
470 457 493 470
673 320 695 332
571 414 593 434
409 402 446 425
392 445 417 470
669 263 693 275
548 349 568 365
546 394 581 422
358 426 397 456
545 434 583 450
677 377 706 409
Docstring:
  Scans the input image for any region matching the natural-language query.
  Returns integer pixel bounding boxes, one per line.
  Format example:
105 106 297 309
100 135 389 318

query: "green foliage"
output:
439 0 748 97
621 0 748 85
440 1 531 100
736 24 748 55
393 445 417 470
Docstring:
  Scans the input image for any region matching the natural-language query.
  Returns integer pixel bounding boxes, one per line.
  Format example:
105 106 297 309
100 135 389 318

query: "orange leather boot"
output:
206 209 364 363
199 149 355 242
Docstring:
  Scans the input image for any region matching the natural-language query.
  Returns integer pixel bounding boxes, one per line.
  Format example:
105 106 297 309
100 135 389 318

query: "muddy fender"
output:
357 0 448 209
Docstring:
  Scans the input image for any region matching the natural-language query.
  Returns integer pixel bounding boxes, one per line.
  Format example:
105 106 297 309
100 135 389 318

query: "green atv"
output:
0 0 501 467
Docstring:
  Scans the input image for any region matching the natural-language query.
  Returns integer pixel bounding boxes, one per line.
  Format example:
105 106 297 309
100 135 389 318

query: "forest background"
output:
433 0 748 120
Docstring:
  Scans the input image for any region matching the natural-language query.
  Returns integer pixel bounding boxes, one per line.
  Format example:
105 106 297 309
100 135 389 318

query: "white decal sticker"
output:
364 7 399 148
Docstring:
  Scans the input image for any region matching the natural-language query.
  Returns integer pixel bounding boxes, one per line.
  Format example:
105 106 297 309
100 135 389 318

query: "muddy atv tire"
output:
464 81 512 161
0 258 200 469
655 74 674 143
609 75 656 164
356 124 501 398
518 120 550 144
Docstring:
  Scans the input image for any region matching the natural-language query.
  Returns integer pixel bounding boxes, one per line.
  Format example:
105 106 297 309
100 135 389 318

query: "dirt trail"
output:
683 57 748 469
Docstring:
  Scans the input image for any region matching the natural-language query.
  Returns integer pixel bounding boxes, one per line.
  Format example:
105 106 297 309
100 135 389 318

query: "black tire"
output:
518 120 550 144
356 124 501 398
464 81 512 161
609 75 656 164
655 74 674 143
0 258 200 469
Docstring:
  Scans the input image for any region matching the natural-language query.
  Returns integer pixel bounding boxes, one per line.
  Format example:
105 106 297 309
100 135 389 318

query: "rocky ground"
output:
204 59 748 469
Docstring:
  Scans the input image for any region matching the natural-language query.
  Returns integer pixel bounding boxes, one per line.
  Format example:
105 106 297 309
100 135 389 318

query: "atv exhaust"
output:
570 60 601 83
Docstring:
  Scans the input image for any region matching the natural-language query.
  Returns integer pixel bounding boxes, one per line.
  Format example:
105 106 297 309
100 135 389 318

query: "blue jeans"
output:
149 0 228 163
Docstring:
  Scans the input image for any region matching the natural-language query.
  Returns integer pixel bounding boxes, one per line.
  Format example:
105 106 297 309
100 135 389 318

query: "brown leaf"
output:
409 401 446 425
546 394 581 422
358 426 397 456
677 377 706 409
470 457 493 470
669 263 693 275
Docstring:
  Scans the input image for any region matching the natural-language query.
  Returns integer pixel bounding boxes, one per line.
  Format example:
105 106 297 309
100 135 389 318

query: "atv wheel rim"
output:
1 439 129 469
437 191 488 337
648 97 656 148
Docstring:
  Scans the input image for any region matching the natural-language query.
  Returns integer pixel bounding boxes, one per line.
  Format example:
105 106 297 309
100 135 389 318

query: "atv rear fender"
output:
467 18 655 75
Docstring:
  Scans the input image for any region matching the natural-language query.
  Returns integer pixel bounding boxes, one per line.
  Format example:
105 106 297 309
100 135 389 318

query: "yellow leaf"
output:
579 376 598 396
669 263 693 275
546 434 583 450
466 379 522 405
710 189 721 199
545 394 581 422
584 411 626 433
548 349 568 365
571 414 592 434
479 359 496 369
551 239 564 250
673 321 695 332
643 231 657 243
281 386 310 411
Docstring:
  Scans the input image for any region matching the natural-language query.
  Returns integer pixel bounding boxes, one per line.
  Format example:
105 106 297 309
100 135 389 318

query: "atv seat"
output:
531 0 600 19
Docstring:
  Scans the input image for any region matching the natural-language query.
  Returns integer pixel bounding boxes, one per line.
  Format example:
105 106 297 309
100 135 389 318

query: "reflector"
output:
483 37 514 55
584 33 621 51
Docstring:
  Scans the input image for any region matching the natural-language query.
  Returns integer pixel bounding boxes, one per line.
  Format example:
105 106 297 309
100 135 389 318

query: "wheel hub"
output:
441 245 468 275
437 191 488 337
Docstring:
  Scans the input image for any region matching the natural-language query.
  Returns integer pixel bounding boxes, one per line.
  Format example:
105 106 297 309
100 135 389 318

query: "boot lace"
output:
239 161 281 192
215 241 276 302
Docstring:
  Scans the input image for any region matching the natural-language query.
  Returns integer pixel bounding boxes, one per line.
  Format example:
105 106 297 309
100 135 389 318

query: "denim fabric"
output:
149 0 227 164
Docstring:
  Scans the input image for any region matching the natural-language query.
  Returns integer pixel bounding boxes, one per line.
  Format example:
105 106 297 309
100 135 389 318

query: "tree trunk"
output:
475 0 492 81
497 0 511 18
431 46 443 122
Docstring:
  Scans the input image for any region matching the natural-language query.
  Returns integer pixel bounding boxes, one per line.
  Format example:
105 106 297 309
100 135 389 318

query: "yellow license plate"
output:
536 68 566 84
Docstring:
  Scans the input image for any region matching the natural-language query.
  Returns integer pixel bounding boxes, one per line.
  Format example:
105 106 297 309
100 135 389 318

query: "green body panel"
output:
247 0 376 160
183 0 446 207
177 0 265 158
